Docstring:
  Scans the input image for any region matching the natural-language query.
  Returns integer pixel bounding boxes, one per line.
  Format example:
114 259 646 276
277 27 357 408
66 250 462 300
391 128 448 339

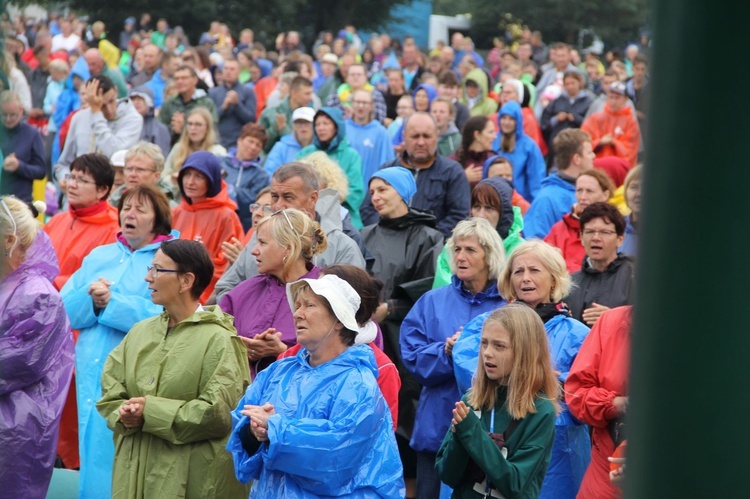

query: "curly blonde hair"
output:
299 151 349 203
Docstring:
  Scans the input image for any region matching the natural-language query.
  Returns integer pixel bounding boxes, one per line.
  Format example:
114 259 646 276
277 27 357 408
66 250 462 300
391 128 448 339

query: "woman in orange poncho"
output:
44 153 120 470
172 151 243 303
581 82 640 167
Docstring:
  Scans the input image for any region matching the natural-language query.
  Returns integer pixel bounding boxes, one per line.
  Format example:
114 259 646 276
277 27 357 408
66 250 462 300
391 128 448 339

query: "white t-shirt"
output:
51 33 81 53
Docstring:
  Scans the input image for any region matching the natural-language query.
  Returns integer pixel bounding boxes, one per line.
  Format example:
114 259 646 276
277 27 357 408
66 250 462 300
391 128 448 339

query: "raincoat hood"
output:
178 151 223 201
378 207 438 230
412 83 437 110
22 230 60 282
129 84 155 116
498 101 525 140
315 187 345 233
477 176 515 238
464 68 491 99
177 180 237 212
313 106 347 152
441 120 460 138
65 57 90 90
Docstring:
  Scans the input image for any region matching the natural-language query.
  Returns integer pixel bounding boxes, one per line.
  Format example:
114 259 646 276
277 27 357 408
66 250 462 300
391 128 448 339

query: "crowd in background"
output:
0 9 647 499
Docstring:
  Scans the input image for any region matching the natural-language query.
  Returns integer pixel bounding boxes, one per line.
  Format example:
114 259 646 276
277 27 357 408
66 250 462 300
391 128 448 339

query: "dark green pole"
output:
627 1 750 497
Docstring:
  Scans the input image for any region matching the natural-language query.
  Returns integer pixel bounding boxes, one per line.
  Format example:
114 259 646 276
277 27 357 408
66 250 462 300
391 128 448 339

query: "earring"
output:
283 254 288 263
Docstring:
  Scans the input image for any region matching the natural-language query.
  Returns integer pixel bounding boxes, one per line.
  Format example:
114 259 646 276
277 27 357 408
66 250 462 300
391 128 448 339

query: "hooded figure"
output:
390 83 439 148
129 85 171 156
297 107 365 228
491 101 546 202
173 151 244 303
432 176 525 289
49 58 90 167
461 68 498 116
0 231 74 499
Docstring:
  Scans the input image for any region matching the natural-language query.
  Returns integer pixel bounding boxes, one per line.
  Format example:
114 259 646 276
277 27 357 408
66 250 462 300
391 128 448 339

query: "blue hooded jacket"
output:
60 231 178 499
50 58 90 166
226 345 405 497
221 149 270 231
523 172 577 239
453 309 591 499
265 133 304 176
400 276 506 453
491 101 546 203
297 107 365 228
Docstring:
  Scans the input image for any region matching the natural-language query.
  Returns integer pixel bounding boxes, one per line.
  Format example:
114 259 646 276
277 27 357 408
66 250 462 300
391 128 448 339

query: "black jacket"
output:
566 254 635 322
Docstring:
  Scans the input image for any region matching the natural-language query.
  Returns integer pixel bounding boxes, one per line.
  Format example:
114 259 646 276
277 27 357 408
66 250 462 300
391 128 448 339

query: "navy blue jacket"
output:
209 81 257 148
0 122 46 202
360 154 470 239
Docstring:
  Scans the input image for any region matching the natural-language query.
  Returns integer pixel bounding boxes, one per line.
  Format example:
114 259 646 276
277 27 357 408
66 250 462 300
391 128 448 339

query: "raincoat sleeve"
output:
400 293 456 387
551 319 590 383
524 194 559 239
524 143 546 203
140 334 250 444
97 338 142 437
262 373 389 493
0 287 71 396
451 313 488 394
98 289 164 332
564 318 619 427
443 402 555 497
60 264 101 331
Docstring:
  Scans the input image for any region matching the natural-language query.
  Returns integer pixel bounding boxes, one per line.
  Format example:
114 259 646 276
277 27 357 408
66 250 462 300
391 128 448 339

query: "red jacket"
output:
279 343 401 431
544 212 585 274
172 183 244 303
565 306 631 499
581 103 640 167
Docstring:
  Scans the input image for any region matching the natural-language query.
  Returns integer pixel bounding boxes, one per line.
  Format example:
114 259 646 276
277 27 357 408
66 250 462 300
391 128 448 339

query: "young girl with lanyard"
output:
436 303 559 498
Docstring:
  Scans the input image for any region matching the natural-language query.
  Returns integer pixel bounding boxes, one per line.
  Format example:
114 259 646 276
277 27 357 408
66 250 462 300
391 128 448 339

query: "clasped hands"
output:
241 402 276 442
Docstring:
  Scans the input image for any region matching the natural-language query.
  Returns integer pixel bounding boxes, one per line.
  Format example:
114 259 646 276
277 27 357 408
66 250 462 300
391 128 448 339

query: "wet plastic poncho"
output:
60 230 178 499
453 309 592 499
96 306 251 499
227 345 405 498
0 231 74 499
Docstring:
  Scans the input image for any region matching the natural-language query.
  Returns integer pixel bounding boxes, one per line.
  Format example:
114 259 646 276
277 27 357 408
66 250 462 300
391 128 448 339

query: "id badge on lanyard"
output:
471 407 508 499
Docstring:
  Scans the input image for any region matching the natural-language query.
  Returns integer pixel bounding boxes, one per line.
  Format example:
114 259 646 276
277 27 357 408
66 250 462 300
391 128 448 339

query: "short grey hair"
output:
125 141 165 173
446 218 506 281
273 162 320 193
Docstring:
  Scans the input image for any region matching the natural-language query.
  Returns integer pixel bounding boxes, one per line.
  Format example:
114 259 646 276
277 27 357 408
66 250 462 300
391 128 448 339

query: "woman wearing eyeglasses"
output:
60 184 178 498
219 208 327 376
164 106 227 182
222 187 273 265
565 202 635 326
97 240 250 498
172 150 244 303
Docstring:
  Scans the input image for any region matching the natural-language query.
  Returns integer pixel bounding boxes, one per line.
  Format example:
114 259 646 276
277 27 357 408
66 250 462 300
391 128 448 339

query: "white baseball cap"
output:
291 106 316 123
287 274 361 334
110 149 128 167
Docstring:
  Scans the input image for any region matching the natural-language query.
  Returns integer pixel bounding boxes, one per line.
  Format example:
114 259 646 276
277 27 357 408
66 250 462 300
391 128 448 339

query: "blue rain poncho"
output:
227 344 405 497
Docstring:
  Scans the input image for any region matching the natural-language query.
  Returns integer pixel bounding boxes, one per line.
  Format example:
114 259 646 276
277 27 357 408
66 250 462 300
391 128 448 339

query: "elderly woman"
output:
226 274 405 497
0 197 74 499
545 168 615 273
221 123 271 232
565 306 632 499
453 240 591 499
164 107 227 181
566 202 635 326
400 217 507 498
96 240 251 498
172 151 244 303
433 177 525 289
620 164 641 257
61 185 178 498
219 208 327 376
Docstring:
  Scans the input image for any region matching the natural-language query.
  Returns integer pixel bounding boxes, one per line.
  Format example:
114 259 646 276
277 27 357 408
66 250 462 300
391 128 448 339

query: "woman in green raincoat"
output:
97 239 250 498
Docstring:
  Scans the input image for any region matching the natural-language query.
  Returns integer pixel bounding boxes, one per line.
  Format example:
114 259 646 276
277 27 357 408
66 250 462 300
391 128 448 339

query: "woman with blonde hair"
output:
437 303 559 498
453 240 591 498
545 168 615 273
299 150 349 204
0 196 74 499
219 208 327 376
164 106 227 180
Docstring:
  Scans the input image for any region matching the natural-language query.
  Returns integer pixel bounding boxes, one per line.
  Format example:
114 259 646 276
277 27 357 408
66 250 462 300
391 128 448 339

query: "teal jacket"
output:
436 386 556 498
297 106 365 228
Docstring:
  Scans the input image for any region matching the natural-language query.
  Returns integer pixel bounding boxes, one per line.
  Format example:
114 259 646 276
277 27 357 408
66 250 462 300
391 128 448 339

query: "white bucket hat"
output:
287 274 361 334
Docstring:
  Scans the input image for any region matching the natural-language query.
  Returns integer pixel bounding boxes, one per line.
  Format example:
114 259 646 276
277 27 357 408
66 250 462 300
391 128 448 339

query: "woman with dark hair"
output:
172 150 244 303
565 202 635 325
278 264 400 428
451 115 498 188
97 240 251 498
61 184 178 498
226 274 404 497
221 123 271 231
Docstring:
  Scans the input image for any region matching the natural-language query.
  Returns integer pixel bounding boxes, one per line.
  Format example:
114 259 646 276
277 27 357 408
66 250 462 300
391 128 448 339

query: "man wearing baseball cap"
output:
581 80 641 167
264 106 316 175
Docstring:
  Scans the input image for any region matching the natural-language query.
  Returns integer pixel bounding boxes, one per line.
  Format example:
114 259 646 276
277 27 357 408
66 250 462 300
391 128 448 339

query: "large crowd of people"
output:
0 10 647 499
